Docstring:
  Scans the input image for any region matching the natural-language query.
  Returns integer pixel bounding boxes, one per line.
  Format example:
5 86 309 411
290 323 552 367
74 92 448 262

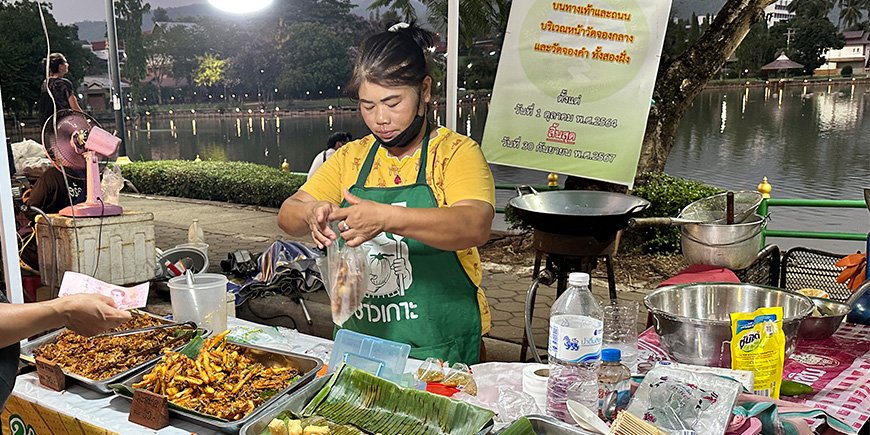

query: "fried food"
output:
133 331 301 421
32 314 187 380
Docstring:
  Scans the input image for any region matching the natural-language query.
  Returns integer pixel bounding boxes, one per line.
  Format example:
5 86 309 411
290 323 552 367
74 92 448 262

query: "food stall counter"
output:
1 317 419 435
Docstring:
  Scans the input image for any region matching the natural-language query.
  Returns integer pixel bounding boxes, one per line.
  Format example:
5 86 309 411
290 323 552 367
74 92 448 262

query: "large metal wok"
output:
509 186 651 236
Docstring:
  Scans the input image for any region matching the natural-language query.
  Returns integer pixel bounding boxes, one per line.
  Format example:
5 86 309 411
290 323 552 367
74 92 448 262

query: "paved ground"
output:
123 193 655 363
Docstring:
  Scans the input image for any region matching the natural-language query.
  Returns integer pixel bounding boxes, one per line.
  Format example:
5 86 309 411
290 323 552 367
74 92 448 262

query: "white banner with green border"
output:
481 0 672 188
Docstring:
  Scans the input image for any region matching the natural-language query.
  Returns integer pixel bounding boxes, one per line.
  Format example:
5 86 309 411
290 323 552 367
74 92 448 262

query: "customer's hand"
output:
306 200 339 248
328 190 390 247
56 294 132 336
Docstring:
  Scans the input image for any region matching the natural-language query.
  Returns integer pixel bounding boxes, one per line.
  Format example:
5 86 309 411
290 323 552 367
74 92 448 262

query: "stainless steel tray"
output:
19 311 199 394
240 375 495 435
113 342 322 433
495 415 596 435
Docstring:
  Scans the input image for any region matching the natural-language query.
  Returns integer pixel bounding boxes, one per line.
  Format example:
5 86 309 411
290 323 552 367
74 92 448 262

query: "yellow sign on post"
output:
1 395 118 435
481 0 672 188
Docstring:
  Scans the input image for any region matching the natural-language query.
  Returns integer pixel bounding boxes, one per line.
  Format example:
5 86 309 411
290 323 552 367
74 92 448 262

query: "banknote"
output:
58 271 149 310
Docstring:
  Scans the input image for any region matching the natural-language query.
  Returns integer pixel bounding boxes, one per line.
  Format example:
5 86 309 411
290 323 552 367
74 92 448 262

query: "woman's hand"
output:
328 190 392 247
305 200 340 248
55 294 132 337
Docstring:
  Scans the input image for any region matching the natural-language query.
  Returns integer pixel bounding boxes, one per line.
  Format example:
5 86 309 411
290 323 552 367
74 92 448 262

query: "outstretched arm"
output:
0 294 131 348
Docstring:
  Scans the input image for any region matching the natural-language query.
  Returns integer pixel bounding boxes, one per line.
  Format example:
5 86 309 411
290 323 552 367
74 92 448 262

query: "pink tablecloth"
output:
638 323 870 432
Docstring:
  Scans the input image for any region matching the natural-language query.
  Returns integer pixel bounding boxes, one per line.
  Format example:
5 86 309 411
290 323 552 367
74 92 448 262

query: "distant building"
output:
148 21 200 35
764 0 795 27
84 40 126 64
817 30 870 75
77 76 130 112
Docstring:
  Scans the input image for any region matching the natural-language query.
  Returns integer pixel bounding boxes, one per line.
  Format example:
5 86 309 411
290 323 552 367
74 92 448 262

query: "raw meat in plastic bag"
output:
326 228 369 325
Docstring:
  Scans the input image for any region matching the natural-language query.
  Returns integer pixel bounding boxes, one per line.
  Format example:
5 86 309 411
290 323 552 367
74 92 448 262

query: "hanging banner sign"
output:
481 0 672 187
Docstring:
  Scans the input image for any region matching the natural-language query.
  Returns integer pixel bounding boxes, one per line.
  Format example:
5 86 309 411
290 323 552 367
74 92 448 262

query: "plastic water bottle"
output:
597 348 631 422
547 272 603 423
188 219 205 244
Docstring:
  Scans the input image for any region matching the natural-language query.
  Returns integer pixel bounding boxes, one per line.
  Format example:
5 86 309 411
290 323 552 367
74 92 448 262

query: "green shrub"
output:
841 65 853 77
121 160 306 208
627 172 723 254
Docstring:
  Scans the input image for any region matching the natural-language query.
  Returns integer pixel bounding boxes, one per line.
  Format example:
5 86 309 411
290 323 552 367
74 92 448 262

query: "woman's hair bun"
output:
386 21 435 53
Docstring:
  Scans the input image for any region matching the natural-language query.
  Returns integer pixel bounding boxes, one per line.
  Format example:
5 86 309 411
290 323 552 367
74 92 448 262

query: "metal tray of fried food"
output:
19 310 202 394
241 375 495 435
495 415 596 434
113 341 322 433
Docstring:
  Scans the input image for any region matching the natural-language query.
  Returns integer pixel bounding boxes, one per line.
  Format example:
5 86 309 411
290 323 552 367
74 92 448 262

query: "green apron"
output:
338 128 482 364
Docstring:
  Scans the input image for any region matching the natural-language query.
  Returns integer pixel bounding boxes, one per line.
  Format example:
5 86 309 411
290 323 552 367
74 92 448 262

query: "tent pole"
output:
446 0 458 130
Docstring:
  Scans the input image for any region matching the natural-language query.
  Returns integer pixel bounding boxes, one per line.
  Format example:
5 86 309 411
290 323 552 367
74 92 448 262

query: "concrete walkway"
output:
125 193 654 363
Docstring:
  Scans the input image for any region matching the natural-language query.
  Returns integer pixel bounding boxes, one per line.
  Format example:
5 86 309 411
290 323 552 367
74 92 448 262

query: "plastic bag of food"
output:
326 229 369 326
416 357 445 383
730 307 786 399
101 163 125 205
443 362 478 396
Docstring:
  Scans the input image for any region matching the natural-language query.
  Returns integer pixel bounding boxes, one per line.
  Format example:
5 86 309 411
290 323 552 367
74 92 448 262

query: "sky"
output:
49 0 206 24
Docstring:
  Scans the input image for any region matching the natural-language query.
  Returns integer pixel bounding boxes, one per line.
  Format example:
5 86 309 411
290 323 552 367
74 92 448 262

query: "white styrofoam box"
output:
36 211 156 289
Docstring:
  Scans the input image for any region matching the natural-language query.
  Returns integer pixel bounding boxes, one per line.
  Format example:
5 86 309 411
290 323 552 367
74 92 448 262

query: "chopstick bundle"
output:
609 411 668 435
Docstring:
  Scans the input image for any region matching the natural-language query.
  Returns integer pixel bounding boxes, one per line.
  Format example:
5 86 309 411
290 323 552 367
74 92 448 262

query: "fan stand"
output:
59 150 122 217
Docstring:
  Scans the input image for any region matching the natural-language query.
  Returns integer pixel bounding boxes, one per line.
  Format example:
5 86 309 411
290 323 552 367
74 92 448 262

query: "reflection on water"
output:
666 83 870 252
129 83 869 252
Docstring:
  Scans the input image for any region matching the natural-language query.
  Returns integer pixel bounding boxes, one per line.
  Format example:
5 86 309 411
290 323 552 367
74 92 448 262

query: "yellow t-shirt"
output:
301 126 495 334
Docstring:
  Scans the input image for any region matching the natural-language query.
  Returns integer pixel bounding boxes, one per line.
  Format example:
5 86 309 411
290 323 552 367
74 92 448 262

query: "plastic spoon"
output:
566 400 610 434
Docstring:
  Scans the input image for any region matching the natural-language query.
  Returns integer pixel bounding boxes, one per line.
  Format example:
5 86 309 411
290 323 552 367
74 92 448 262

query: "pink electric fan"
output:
42 110 123 217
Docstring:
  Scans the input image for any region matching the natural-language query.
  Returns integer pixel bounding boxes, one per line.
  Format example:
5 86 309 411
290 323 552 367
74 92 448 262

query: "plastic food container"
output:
168 273 229 332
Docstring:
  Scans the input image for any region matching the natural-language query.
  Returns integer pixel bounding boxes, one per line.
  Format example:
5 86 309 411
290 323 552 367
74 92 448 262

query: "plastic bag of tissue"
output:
101 163 125 205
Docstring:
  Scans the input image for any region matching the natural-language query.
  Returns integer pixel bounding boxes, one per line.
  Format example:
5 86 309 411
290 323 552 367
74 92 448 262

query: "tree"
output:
115 0 151 95
0 2 96 117
636 0 781 174
370 0 511 49
152 7 169 22
735 21 780 75
275 22 353 98
838 0 864 29
788 16 844 73
194 54 226 88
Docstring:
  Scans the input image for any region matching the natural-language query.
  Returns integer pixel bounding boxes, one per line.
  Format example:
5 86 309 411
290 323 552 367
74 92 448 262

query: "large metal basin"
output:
644 283 813 367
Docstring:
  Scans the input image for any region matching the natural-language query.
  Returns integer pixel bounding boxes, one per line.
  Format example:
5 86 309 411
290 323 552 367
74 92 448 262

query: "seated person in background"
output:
18 165 87 270
24 165 86 214
307 132 352 179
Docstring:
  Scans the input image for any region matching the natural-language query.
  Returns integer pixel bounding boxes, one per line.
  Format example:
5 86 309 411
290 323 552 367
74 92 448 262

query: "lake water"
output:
124 82 870 253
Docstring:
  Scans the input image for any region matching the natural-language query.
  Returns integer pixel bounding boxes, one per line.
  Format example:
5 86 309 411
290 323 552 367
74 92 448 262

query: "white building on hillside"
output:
764 0 795 27
817 31 870 75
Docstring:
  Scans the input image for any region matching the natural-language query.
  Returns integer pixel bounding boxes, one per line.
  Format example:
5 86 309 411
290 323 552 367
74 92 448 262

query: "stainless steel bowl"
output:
798 297 851 340
644 283 814 367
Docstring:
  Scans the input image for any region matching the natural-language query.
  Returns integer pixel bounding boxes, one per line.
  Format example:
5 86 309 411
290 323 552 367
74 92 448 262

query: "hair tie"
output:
388 22 410 32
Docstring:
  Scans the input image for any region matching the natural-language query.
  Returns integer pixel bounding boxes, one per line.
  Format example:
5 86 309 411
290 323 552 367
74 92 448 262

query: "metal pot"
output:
680 214 768 269
799 297 851 340
644 283 814 367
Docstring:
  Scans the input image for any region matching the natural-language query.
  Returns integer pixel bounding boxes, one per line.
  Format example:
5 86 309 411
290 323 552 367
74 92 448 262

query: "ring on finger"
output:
339 220 350 232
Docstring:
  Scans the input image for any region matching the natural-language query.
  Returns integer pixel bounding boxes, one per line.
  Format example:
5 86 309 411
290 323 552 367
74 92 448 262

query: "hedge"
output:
121 160 306 208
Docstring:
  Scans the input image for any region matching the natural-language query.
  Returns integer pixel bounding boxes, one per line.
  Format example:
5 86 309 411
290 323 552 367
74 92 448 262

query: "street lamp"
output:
208 0 273 14
336 85 341 107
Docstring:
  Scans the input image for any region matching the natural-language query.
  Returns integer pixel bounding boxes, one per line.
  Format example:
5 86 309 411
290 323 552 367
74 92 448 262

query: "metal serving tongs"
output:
92 320 198 338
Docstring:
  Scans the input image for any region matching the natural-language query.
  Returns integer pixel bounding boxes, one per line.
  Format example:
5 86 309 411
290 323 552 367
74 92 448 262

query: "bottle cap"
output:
601 348 621 362
567 272 590 287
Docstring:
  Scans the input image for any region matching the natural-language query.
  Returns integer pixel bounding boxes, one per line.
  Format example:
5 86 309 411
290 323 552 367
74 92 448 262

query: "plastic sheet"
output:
455 363 542 428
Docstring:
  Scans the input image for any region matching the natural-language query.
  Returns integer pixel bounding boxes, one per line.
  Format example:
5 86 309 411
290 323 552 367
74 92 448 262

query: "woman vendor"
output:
278 23 495 364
